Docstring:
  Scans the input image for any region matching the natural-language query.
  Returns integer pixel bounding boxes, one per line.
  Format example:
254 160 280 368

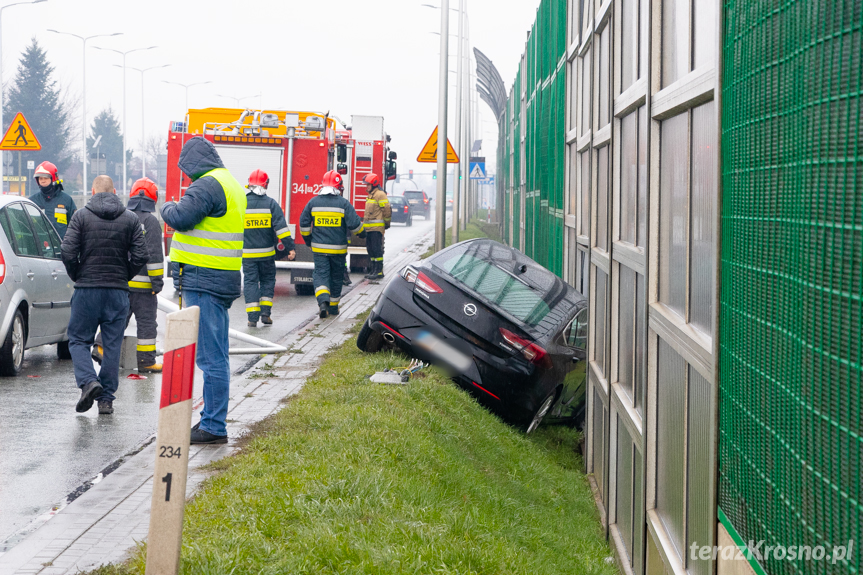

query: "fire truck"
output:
164 108 397 294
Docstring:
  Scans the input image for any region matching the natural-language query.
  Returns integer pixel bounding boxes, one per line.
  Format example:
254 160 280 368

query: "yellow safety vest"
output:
169 168 247 270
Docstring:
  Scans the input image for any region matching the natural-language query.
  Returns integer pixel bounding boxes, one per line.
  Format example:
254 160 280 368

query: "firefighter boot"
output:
319 301 329 319
139 363 163 373
375 260 384 279
91 345 104 365
343 268 352 286
261 316 273 325
364 263 377 280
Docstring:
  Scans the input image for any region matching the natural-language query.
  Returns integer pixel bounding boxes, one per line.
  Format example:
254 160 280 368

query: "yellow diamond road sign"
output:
417 126 459 163
0 113 41 151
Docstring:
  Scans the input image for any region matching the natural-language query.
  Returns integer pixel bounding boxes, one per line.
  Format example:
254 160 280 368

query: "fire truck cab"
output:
164 108 397 294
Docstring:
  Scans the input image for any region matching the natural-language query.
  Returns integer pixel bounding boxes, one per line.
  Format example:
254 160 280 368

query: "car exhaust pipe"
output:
382 332 396 343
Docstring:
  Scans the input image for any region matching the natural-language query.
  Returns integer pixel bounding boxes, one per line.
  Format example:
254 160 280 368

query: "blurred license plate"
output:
416 331 472 372
408 200 419 204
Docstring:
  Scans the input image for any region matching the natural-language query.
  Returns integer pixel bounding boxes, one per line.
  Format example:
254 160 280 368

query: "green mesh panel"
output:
719 2 862 574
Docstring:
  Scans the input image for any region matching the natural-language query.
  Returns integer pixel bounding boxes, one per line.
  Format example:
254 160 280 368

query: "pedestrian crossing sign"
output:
417 126 459 163
0 113 41 151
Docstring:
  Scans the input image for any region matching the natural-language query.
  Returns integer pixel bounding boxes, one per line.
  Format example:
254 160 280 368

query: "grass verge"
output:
88 322 616 575
421 216 501 259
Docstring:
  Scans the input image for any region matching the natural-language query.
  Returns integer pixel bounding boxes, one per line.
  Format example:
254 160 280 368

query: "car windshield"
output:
404 192 424 201
432 242 553 326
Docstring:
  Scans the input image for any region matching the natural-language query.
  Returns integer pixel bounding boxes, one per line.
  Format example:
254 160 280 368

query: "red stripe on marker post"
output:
146 306 200 575
159 343 196 409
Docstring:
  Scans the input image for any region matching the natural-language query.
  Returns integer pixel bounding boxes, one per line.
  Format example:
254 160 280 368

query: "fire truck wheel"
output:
295 284 315 296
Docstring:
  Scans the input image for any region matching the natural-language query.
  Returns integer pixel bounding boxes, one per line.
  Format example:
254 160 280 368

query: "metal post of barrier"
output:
145 305 199 575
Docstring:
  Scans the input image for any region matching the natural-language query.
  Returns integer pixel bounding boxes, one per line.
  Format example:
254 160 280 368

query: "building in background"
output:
494 1 861 574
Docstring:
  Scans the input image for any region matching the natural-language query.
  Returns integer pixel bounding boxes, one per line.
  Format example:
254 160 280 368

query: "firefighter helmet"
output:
34 161 60 185
131 177 158 202
248 169 269 189
322 170 344 191
362 173 380 188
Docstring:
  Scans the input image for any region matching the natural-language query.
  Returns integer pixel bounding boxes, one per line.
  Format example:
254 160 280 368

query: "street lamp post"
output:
162 80 212 114
216 93 261 108
435 1 449 251
94 45 156 194
47 29 122 192
125 64 170 181
0 0 47 193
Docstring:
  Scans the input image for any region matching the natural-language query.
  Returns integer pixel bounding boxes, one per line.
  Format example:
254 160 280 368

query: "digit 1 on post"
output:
146 306 199 575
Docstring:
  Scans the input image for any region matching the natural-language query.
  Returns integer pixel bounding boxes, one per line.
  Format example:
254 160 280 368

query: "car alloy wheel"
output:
525 393 555 434
11 315 23 371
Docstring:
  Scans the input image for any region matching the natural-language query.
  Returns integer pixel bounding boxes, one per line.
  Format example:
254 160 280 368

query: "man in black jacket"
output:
61 175 148 415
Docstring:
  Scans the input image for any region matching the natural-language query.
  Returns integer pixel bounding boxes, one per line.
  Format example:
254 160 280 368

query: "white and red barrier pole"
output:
145 306 199 575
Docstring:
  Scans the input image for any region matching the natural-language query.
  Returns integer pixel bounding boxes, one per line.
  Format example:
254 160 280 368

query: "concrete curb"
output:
0 229 435 575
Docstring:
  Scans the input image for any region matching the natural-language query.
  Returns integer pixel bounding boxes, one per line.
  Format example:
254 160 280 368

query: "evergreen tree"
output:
87 106 132 186
3 38 75 182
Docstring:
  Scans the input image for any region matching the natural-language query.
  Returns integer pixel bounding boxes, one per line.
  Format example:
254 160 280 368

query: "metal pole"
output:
434 0 449 252
82 38 86 190
451 0 464 246
122 52 126 190
461 21 470 231
141 72 145 179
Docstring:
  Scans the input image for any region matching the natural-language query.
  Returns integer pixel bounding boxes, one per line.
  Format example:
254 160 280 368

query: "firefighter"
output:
92 178 165 372
31 161 77 240
243 169 296 327
361 173 391 280
299 170 364 318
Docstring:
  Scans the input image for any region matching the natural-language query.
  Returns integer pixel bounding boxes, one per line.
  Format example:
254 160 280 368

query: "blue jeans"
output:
183 290 232 436
67 288 130 402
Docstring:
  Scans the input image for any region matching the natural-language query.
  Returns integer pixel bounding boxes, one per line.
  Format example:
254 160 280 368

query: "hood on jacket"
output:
86 192 127 220
178 137 225 181
127 194 156 212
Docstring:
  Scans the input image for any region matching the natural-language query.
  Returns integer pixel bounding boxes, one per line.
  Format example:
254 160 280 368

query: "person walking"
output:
299 170 364 318
31 161 77 240
361 173 391 280
161 137 246 445
92 177 165 372
243 169 295 327
61 176 148 415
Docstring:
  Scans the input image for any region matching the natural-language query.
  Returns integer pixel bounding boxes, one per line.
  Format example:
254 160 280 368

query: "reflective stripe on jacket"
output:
128 210 165 293
169 168 246 270
364 187 392 234
298 194 363 255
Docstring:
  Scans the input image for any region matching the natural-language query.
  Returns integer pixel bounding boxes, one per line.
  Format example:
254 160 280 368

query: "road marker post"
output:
145 306 199 575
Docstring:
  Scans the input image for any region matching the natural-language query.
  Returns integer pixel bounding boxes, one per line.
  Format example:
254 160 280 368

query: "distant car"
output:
357 238 587 433
446 198 453 211
389 196 413 226
403 190 431 219
0 197 74 375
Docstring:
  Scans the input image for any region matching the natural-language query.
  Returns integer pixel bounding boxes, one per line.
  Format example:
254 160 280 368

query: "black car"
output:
357 238 588 432
389 196 413 226
404 190 431 219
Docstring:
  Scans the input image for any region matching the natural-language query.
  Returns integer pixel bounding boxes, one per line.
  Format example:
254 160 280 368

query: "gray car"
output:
0 196 73 375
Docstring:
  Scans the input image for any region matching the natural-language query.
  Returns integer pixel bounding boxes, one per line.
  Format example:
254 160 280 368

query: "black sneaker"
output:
76 381 103 413
98 400 114 415
191 421 200 432
319 302 329 319
190 428 228 445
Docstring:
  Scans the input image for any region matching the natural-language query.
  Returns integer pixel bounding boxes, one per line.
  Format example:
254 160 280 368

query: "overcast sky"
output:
0 0 540 188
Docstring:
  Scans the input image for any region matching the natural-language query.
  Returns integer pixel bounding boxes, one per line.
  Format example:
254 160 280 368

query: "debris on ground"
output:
369 359 428 385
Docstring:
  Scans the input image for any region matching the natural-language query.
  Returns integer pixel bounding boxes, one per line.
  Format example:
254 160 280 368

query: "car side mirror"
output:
386 160 397 181
337 163 348 175
337 144 347 163
571 356 582 364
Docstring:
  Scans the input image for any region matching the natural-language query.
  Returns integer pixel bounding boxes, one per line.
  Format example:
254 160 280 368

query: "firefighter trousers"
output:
313 253 346 310
243 258 277 322
94 291 158 367
366 231 384 265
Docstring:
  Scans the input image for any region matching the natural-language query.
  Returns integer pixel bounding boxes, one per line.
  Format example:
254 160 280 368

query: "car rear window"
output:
404 191 425 201
391 197 406 204
434 250 552 326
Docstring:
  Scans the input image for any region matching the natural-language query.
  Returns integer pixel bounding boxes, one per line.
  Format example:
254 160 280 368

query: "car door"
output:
554 307 589 419
25 203 72 336
4 202 53 337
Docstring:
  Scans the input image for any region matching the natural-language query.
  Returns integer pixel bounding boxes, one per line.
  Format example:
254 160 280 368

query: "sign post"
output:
145 306 199 575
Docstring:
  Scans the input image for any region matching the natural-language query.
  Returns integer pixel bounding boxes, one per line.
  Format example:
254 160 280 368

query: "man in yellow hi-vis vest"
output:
161 137 247 445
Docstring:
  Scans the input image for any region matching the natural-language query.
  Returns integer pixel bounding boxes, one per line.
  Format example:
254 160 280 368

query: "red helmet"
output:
322 170 344 191
248 169 269 189
34 161 60 184
131 177 158 202
362 173 380 188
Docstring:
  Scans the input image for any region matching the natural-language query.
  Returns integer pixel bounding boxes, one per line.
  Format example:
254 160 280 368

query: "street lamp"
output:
47 29 122 192
162 80 212 113
0 0 47 193
93 45 156 194
216 93 261 108
123 64 170 182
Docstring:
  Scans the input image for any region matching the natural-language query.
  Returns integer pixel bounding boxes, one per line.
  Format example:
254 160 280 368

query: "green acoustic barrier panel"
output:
719 1 862 575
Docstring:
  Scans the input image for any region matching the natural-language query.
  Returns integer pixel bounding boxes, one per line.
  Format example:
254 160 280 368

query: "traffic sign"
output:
0 113 41 151
417 126 459 163
469 157 486 180
475 176 495 185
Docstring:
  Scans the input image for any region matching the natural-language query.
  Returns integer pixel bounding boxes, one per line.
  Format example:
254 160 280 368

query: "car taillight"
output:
499 327 549 367
0 248 5 285
424 199 429 204
400 266 444 294
404 206 409 213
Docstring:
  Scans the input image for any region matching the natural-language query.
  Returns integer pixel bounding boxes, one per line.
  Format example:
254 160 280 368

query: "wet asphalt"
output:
0 215 437 549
